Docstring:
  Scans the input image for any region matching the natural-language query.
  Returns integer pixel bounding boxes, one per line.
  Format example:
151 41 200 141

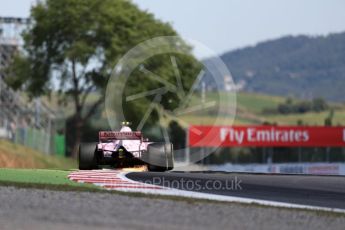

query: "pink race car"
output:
78 122 174 172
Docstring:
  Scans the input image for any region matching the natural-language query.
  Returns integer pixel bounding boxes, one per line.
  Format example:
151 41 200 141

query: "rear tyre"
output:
79 142 98 170
145 143 174 172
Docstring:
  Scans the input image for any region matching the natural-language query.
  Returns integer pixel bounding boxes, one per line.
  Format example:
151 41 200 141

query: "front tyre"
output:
79 142 98 170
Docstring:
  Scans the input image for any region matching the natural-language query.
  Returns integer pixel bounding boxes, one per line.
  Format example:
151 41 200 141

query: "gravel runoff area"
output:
1 186 345 230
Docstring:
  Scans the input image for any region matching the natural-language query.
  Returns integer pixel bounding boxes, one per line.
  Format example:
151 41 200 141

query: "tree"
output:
6 0 198 156
296 101 312 113
312 98 328 112
296 119 304 126
324 109 335 126
277 103 291 114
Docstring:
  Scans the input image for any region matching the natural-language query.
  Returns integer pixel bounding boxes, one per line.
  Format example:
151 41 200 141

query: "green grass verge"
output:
0 168 97 190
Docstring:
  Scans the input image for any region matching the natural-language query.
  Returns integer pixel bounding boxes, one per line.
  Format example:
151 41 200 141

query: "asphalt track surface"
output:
126 171 345 210
1 186 345 230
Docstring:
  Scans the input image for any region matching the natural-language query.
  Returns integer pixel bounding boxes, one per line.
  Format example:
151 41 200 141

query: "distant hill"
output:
204 32 345 102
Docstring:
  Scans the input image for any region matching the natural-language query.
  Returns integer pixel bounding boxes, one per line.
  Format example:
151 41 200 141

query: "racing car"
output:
78 122 174 172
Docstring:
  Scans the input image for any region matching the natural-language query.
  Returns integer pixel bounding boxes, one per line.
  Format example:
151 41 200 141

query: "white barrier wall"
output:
211 163 345 175
0 127 9 138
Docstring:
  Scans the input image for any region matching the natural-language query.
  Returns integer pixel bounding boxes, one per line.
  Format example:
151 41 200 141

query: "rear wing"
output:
99 131 142 141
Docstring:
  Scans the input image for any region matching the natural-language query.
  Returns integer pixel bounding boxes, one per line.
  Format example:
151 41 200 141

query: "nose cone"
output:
120 126 132 132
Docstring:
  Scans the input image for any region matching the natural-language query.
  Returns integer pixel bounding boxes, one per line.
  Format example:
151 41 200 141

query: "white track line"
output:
69 170 164 191
68 170 345 214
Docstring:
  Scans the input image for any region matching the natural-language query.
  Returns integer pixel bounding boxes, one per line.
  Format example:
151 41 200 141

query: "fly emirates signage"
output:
188 126 345 147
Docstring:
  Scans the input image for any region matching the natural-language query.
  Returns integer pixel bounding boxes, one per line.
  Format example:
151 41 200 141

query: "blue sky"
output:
2 0 345 55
